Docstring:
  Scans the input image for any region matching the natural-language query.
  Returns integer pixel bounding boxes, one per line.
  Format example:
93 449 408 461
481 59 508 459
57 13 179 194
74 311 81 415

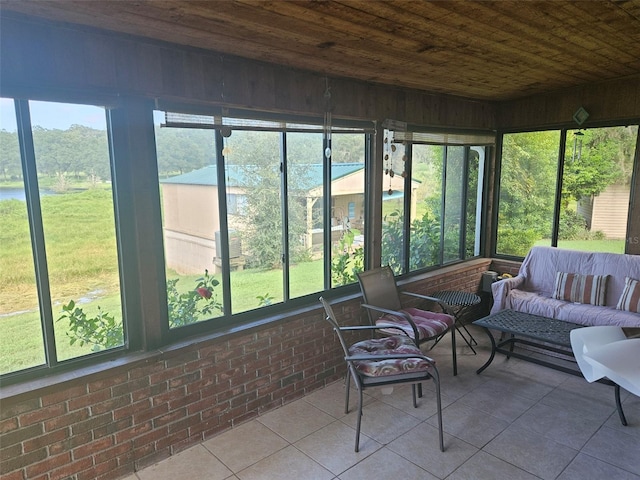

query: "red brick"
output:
132 381 168 402
76 457 118 480
0 417 18 434
167 413 199 434
93 441 133 465
152 408 186 429
41 384 88 407
0 398 41 421
114 421 152 443
133 403 169 425
90 393 131 416
1 423 43 447
0 442 22 463
151 386 186 407
44 408 90 432
134 447 170 471
25 451 71 478
95 463 135 480
87 372 129 392
111 376 149 397
1 469 25 480
68 388 112 411
164 350 200 368
23 428 69 453
49 431 92 456
18 403 67 427
149 365 184 384
168 391 201 410
48 457 93 480
168 370 201 389
155 428 188 451
92 417 132 440
1 447 47 475
132 425 168 449
73 435 114 459
71 411 114 435
113 398 151 421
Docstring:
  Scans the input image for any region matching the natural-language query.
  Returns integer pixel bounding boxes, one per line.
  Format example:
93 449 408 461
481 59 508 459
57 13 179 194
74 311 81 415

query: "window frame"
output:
492 122 640 260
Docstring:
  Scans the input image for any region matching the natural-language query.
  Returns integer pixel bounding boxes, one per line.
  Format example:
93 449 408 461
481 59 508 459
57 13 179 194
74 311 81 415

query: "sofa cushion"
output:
616 277 640 313
552 272 608 306
509 289 640 327
517 246 640 308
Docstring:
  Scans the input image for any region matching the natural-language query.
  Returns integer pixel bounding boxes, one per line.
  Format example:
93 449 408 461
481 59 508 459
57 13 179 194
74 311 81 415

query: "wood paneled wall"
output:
0 13 495 129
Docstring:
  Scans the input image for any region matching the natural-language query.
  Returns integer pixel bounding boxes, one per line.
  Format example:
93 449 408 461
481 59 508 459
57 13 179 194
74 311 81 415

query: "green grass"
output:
535 238 625 253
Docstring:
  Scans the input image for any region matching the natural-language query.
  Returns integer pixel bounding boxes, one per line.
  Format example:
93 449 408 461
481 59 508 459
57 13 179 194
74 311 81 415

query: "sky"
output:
0 98 165 132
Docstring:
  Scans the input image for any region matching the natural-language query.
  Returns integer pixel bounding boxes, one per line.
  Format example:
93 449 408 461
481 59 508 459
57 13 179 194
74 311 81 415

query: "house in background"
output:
161 162 416 274
577 183 631 239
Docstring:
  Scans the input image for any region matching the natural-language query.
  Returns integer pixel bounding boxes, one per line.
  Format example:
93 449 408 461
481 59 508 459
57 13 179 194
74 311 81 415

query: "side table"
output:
430 290 481 354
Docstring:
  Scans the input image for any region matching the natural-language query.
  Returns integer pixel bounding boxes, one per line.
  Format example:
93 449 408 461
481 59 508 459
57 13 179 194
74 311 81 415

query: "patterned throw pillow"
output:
616 276 640 313
552 272 608 306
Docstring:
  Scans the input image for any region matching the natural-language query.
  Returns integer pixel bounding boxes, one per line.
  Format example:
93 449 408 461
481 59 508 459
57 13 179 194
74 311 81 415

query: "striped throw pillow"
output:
616 276 640 313
552 272 608 306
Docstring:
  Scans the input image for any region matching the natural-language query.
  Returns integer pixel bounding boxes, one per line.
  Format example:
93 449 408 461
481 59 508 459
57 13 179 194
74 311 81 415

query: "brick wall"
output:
1 260 491 480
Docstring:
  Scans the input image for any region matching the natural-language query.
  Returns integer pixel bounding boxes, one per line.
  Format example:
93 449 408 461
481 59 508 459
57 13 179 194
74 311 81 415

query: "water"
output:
0 188 53 201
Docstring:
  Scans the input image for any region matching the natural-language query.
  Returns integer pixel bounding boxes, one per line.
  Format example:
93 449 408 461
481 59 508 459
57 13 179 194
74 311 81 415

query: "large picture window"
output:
155 110 370 330
496 126 638 257
0 98 124 377
381 129 489 274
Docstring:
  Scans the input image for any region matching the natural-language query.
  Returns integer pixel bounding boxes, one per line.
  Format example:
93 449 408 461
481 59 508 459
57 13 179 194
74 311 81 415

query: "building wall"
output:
1 260 491 480
590 184 630 240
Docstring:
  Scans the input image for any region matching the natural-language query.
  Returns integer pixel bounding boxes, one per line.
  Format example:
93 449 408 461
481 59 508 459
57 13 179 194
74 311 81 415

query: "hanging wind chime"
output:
324 78 332 159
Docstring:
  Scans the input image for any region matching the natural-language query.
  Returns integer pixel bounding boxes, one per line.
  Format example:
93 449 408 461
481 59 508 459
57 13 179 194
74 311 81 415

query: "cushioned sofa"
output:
491 246 640 327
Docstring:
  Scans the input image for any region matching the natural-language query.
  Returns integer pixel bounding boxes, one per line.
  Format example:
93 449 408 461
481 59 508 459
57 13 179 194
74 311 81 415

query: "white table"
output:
571 326 640 426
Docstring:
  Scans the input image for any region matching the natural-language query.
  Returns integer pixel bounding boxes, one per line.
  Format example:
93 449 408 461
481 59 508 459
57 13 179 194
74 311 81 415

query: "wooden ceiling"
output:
2 0 640 101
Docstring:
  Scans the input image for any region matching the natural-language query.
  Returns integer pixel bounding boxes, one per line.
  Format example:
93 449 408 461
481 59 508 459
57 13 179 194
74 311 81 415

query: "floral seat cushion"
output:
375 308 454 341
348 335 433 377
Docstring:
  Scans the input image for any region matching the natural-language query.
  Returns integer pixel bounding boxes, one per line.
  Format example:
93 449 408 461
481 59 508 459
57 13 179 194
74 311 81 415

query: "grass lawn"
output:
535 238 625 253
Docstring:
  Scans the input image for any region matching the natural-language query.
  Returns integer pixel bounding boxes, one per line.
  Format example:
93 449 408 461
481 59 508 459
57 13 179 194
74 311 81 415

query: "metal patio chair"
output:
357 266 458 375
319 296 444 452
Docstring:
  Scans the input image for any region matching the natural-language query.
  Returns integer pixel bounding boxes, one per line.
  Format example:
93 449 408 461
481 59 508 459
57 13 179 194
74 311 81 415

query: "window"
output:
496 125 638 257
0 98 124 378
381 129 489 274
155 110 371 330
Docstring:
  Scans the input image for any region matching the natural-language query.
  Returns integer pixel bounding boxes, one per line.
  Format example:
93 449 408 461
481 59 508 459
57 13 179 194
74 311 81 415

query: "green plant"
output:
330 230 364 286
58 300 124 351
61 270 223 349
256 292 274 307
167 269 222 328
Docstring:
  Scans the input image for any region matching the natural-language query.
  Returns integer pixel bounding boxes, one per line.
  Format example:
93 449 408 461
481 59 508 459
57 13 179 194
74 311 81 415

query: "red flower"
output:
196 287 212 299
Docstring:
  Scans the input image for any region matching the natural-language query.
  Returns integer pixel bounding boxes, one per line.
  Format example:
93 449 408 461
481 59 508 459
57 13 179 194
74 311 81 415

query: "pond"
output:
0 188 54 201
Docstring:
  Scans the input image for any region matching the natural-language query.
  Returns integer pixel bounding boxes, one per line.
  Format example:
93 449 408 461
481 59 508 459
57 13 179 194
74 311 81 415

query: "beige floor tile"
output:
373 382 454 420
338 399 421 446
236 445 333 480
447 451 540 480
303 379 375 419
557 452 640 480
119 475 138 480
538 381 617 423
136 444 233 480
427 400 509 448
388 423 477 478
202 419 288 472
513 402 602 450
256 397 335 443
482 368 557 402
338 447 438 480
458 382 538 422
603 395 640 437
484 425 578 480
294 420 381 475
582 425 640 474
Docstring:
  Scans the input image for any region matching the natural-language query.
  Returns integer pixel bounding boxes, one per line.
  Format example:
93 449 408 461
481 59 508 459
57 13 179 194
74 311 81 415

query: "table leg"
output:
615 384 628 426
476 327 496 375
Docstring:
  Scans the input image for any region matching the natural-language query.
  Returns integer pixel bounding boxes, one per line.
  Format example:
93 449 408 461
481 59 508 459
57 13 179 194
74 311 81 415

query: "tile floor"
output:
122 326 640 480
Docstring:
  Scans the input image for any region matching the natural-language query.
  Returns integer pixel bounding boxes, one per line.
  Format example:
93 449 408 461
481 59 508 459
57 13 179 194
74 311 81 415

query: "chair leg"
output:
411 384 417 408
344 371 351 414
417 382 423 398
355 387 363 452
432 368 444 452
451 326 457 376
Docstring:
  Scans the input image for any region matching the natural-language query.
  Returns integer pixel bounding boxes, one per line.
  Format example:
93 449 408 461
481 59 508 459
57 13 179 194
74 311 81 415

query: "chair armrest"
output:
401 291 455 316
490 275 525 314
339 324 412 338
